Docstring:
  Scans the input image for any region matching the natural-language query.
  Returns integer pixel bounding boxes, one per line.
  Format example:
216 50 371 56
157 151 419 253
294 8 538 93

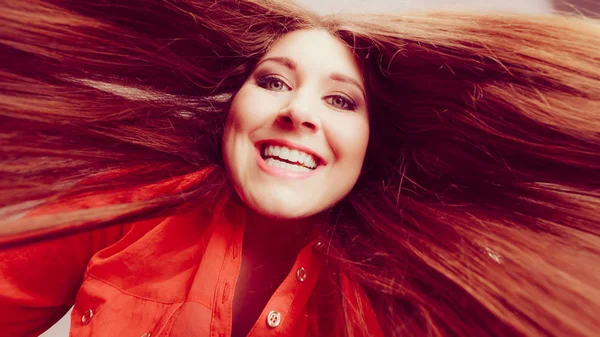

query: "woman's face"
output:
223 29 369 219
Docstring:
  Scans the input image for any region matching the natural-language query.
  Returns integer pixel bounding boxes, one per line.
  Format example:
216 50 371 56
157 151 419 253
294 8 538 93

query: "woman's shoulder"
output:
0 168 218 336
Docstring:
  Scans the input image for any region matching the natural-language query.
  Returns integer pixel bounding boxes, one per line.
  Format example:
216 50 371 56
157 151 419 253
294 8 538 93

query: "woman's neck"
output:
240 208 320 264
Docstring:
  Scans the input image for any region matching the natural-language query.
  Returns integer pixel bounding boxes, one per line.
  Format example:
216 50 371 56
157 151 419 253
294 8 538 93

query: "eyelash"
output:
256 75 358 111
256 75 290 92
324 94 357 111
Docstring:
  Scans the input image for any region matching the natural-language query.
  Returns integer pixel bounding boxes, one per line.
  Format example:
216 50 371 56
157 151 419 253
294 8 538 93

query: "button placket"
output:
245 240 323 336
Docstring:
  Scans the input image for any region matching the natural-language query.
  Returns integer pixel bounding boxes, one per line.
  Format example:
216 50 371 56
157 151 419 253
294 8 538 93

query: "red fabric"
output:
0 171 384 337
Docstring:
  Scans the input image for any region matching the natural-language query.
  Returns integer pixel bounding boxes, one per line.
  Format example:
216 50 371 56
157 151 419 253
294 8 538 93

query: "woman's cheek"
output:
229 89 266 128
328 115 369 161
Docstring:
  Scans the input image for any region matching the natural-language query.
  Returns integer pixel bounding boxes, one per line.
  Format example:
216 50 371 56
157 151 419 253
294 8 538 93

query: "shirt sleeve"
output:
0 225 127 337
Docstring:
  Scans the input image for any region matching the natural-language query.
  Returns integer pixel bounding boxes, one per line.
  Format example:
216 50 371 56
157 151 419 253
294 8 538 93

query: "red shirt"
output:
0 171 383 337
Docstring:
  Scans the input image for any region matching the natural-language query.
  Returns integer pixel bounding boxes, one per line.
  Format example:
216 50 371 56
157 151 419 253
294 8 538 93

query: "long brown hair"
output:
1 1 599 336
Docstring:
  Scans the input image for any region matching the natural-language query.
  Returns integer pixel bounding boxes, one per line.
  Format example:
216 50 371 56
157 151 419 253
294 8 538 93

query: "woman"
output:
1 0 599 336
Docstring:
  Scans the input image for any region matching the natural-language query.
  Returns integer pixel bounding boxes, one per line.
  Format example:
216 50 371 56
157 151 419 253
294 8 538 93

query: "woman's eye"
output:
325 95 356 111
256 76 290 92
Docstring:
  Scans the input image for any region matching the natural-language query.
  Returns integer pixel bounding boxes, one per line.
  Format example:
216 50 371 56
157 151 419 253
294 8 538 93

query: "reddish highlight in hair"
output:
1 1 599 336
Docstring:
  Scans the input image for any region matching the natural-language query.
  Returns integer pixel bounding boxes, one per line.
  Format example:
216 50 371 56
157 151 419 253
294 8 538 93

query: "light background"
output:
39 0 591 336
297 0 553 14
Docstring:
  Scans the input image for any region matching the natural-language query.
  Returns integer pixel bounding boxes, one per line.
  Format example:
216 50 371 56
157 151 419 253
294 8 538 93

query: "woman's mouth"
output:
260 144 320 172
255 141 324 178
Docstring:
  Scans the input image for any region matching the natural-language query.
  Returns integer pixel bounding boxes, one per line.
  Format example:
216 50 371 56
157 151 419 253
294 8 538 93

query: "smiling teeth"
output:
265 158 312 172
263 145 318 169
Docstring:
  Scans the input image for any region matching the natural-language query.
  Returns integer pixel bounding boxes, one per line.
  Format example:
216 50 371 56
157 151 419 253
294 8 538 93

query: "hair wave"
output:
1 1 599 336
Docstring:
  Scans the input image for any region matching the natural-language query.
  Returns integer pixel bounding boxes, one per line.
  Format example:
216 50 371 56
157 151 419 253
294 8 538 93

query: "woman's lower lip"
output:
256 148 319 179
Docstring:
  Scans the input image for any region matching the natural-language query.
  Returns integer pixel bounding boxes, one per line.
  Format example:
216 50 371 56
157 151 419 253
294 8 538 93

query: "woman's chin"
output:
233 187 329 221
255 206 313 220
245 199 321 221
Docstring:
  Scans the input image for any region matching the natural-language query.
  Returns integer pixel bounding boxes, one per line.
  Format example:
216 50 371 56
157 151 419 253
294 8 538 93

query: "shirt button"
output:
313 241 323 251
81 309 94 325
296 267 307 282
266 310 281 328
141 333 152 337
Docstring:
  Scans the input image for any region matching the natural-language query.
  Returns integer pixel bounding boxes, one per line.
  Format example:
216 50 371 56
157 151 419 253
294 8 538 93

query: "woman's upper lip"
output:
256 139 327 165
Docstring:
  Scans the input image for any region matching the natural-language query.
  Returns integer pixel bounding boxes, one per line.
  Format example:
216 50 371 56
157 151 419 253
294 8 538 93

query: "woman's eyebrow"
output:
329 73 366 100
256 56 297 70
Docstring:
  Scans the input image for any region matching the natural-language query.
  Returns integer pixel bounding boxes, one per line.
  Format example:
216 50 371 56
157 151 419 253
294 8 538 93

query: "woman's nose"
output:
276 92 321 132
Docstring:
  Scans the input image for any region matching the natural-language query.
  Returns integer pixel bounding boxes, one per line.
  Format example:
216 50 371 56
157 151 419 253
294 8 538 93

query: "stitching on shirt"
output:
71 274 92 311
85 272 211 308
